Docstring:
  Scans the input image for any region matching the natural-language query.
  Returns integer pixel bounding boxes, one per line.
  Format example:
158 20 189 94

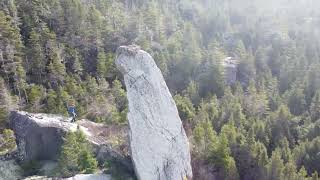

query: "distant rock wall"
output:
116 45 193 180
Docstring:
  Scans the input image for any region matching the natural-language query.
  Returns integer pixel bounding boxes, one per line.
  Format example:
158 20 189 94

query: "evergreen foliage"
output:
0 0 319 179
57 130 97 177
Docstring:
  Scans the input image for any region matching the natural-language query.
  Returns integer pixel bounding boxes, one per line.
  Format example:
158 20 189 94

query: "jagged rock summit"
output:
115 45 193 180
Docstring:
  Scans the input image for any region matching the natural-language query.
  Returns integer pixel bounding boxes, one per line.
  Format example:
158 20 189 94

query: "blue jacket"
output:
67 106 77 117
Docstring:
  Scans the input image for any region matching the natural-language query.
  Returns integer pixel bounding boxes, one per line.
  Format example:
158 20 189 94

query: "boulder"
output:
115 45 193 180
8 111 133 173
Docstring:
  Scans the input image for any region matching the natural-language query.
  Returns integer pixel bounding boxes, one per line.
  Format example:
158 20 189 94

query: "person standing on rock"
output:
67 99 77 123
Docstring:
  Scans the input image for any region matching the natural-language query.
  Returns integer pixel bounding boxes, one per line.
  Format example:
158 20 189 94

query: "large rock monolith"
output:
115 45 192 180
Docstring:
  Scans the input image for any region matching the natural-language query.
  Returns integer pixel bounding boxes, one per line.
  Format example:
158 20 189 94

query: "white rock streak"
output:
116 45 192 180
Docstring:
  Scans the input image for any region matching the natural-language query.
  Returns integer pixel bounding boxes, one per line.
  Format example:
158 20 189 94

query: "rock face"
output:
115 45 193 180
9 111 133 173
0 160 22 180
24 174 112 180
9 111 72 161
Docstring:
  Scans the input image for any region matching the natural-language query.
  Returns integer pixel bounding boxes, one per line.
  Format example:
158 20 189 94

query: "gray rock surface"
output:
64 174 111 180
0 160 22 180
115 45 193 180
24 174 111 180
222 57 239 85
9 111 133 173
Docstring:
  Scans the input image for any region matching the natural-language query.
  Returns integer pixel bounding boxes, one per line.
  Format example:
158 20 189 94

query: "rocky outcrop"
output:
222 57 239 85
65 174 111 180
115 45 193 180
9 111 133 173
24 174 112 180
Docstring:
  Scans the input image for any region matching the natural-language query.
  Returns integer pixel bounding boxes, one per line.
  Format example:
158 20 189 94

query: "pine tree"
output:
282 160 298 180
251 141 268 168
174 94 195 122
237 54 256 86
0 77 16 126
184 81 200 106
57 130 97 177
196 48 225 98
0 129 16 154
210 134 239 179
297 166 308 180
64 47 83 75
266 150 284 180
0 10 25 94
45 28 66 87
244 80 269 117
233 40 246 60
144 1 159 36
111 80 127 112
28 29 45 83
85 6 103 46
310 91 320 121
58 131 80 177
270 105 294 149
14 63 27 100
311 171 319 180
26 84 44 112
46 89 58 114
193 120 218 157
220 123 238 146
97 49 107 78
286 84 307 116
279 138 292 163
78 149 98 174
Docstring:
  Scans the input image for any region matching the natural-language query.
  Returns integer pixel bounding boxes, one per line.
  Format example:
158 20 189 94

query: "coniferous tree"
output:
174 94 195 122
286 84 307 116
310 91 320 121
96 49 108 78
282 160 298 180
0 1 319 179
266 150 284 180
111 79 127 112
57 130 97 177
28 29 45 83
0 77 16 126
0 129 16 154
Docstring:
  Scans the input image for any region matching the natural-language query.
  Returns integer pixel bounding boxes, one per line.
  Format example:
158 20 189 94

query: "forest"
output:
1 0 320 179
